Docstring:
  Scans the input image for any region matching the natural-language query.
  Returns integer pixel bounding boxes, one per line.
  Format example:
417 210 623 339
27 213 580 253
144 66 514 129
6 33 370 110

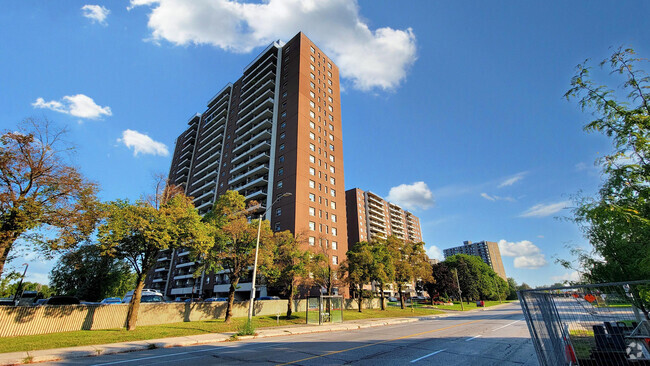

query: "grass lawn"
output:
388 300 515 311
1 307 445 354
569 329 595 360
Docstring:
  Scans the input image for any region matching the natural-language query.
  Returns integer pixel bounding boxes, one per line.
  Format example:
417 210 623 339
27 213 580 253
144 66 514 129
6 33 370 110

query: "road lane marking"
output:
465 335 482 341
491 319 524 332
91 348 218 365
276 319 484 365
410 349 445 363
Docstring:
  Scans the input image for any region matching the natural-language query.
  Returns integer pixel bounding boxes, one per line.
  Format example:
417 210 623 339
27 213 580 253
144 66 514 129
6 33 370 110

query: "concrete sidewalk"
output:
0 303 513 365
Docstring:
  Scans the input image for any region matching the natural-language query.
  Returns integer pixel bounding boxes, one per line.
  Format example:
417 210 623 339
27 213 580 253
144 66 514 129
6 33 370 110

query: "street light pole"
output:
247 193 292 322
453 268 464 311
12 263 28 306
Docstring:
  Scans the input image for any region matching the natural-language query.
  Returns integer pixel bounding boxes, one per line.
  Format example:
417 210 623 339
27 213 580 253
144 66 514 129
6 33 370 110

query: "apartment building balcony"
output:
235 175 268 193
173 274 195 281
239 87 274 117
176 165 190 176
179 149 192 162
180 141 194 154
184 126 198 139
196 201 213 212
199 124 225 147
195 139 223 162
245 187 267 201
242 51 276 83
170 287 195 295
204 98 228 122
192 153 220 177
193 189 215 203
177 250 191 257
232 128 272 155
231 140 271 165
152 278 165 283
230 152 270 175
207 84 231 108
190 170 217 192
157 256 171 262
367 193 383 205
241 61 276 93
176 261 195 268
236 103 274 135
154 267 169 273
229 163 269 186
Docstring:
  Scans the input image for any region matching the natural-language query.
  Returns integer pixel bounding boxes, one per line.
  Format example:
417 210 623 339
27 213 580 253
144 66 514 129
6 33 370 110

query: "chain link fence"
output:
518 280 650 365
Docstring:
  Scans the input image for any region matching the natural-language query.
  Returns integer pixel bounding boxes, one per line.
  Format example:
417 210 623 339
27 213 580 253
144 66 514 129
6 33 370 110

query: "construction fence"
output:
518 280 650 366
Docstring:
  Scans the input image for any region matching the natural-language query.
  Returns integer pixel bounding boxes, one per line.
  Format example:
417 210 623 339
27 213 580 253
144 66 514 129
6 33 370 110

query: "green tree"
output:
309 234 343 296
426 262 458 302
50 244 135 301
98 184 210 330
386 237 432 309
369 239 395 310
0 118 102 276
506 277 519 300
198 191 274 323
266 231 311 318
340 242 374 312
565 47 650 317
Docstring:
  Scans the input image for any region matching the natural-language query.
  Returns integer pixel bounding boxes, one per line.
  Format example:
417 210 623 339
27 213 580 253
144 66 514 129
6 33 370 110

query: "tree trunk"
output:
286 281 294 318
357 284 363 312
398 284 405 309
126 276 145 331
0 229 20 278
379 283 385 310
225 277 239 323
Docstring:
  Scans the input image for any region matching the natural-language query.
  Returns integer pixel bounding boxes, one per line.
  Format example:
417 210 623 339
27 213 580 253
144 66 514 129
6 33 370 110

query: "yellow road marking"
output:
276 314 517 366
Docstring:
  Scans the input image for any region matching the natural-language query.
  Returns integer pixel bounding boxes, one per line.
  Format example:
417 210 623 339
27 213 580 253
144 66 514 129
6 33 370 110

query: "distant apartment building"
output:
146 32 348 299
345 188 423 245
443 240 507 280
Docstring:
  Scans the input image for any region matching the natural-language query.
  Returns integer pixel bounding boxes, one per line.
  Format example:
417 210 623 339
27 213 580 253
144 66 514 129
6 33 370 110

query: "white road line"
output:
465 335 482 341
91 348 217 366
491 319 524 332
410 349 446 363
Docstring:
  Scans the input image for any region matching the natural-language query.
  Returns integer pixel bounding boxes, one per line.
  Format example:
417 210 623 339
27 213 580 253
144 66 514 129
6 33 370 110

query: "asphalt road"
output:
46 302 539 365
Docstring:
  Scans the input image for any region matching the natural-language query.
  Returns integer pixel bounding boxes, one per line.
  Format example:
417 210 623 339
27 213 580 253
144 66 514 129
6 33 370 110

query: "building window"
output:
328 79 332 86
310 46 315 53
309 167 315 176
309 207 315 216
328 87 333 94
310 73 315 79
330 189 336 197
282 91 287 98
329 155 335 162
310 91 315 98
309 236 315 245
327 62 332 69
310 121 315 129
330 177 335 185
279 155 285 163
280 144 285 151
281 111 287 118
332 256 338 265
329 144 334 151
309 221 316 231
330 201 336 209
331 214 337 223
280 132 285 139
328 114 334 121
310 111 315 118
332 228 337 236
310 101 315 108
281 121 286 129
310 155 316 163
327 71 332 78
309 143 315 151
277 180 283 188
276 208 282 216
275 223 281 231
330 166 335 173
329 134 334 141
310 82 315 88
332 241 337 250
309 180 315 188
328 96 333 103
278 168 284 175
328 105 333 112
309 193 315 202
310 132 315 140
310 55 315 62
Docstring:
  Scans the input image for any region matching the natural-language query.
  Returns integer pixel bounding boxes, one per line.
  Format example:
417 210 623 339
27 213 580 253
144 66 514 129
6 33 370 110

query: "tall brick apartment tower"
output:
147 32 348 299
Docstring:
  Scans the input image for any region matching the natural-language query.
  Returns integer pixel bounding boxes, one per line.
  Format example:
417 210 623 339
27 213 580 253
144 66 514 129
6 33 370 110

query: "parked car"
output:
185 298 203 303
257 296 280 300
204 297 227 302
33 299 48 306
122 289 164 304
42 296 80 305
100 297 122 304
387 297 398 302
174 297 189 302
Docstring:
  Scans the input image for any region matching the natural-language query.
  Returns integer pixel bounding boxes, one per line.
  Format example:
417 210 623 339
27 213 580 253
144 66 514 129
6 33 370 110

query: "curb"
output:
0 307 522 365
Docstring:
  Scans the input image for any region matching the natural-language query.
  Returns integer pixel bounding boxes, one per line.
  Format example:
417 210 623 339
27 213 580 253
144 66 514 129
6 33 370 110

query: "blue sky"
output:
1 1 648 287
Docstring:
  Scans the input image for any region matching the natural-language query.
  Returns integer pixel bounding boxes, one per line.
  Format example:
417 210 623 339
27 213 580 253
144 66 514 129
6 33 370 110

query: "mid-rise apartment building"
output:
147 32 348 299
443 240 507 280
345 188 423 246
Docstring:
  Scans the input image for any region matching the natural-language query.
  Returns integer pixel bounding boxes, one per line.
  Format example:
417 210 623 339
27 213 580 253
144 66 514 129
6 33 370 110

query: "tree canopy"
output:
0 118 101 276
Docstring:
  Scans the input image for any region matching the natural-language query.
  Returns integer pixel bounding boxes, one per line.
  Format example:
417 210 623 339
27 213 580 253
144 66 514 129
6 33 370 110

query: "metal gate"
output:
518 280 650 366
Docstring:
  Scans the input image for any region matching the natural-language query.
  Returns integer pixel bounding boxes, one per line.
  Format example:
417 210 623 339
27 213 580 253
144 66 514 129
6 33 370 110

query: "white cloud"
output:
498 171 527 188
129 0 417 91
386 181 434 211
32 94 112 120
480 192 515 202
551 271 581 283
426 245 443 261
82 5 110 25
117 129 169 156
520 200 571 218
498 239 548 269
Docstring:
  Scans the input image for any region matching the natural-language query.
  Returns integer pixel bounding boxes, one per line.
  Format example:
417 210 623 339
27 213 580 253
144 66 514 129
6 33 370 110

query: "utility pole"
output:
453 268 464 311
12 263 28 306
